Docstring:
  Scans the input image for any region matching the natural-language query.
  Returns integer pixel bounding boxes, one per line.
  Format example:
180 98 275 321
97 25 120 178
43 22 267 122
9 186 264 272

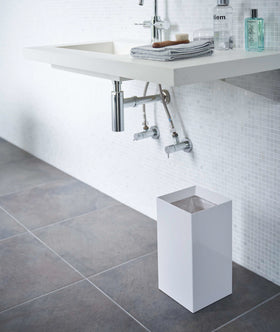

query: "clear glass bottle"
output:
213 0 233 50
245 9 264 52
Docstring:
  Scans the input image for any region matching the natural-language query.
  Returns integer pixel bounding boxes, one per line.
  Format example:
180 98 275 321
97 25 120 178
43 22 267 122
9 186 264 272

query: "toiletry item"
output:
131 40 214 61
213 0 233 50
193 29 214 43
152 40 190 48
176 33 189 42
245 9 264 52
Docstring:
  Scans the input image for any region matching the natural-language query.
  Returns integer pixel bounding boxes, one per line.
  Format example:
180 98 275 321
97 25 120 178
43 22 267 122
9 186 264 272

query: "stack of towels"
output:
130 40 214 61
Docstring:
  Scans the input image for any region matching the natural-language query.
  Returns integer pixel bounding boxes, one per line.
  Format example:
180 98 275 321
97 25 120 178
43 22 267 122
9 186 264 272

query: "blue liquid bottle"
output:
245 9 264 52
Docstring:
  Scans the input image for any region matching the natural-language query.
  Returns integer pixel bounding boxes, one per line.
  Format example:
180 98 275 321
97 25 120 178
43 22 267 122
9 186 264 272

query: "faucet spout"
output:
138 0 158 16
154 0 158 16
136 0 168 43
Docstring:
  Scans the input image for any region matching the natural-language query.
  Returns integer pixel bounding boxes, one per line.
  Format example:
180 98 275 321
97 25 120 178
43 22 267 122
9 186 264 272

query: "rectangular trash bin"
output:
157 186 232 313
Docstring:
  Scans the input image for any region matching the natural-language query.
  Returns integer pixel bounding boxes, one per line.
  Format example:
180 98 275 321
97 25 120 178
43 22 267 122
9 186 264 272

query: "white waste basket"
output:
157 186 232 313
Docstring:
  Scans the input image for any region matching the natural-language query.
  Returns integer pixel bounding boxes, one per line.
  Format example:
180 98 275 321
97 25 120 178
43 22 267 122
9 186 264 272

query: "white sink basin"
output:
61 41 135 55
25 40 152 82
24 40 280 86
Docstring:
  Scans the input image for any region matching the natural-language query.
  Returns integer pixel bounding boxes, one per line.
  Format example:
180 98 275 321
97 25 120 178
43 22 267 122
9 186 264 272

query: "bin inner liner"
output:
172 195 216 214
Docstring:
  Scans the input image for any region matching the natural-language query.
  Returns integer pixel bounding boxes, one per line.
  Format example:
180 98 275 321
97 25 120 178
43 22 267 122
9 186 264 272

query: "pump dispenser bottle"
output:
245 9 264 52
213 0 233 50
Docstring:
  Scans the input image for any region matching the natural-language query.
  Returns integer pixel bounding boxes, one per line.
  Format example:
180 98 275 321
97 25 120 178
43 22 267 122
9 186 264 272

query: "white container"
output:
157 186 232 313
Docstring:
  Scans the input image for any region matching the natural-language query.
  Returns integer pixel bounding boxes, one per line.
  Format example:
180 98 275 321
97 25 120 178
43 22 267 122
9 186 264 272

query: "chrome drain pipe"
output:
111 81 170 132
124 94 163 108
111 81 124 132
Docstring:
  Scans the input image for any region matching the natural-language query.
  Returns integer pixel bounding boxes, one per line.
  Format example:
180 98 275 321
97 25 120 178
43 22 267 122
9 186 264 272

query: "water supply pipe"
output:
111 81 170 132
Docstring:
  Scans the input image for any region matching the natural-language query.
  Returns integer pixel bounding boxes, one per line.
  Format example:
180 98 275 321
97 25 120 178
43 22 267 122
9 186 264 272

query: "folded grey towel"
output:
130 40 214 61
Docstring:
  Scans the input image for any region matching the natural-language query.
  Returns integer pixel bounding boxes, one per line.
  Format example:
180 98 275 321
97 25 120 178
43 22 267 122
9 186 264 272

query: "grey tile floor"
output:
0 137 279 332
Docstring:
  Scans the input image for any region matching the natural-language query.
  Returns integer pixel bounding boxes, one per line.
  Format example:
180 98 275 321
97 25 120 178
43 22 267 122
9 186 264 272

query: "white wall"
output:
0 0 279 285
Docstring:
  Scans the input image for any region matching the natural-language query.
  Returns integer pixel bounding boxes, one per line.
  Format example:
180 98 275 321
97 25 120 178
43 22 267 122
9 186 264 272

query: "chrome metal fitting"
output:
165 138 193 158
217 0 229 5
160 89 170 104
111 81 124 132
134 126 160 141
111 80 170 132
136 0 169 43
124 92 168 108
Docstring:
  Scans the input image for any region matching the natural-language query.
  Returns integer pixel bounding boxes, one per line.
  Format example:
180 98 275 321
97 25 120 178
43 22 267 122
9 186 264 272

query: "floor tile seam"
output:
35 232 152 331
0 205 155 277
31 201 122 233
89 250 157 279
0 201 121 239
0 230 28 244
1 197 279 332
211 292 280 332
0 207 151 332
86 278 151 332
0 207 87 278
0 200 154 243
0 280 84 315
0 178 70 200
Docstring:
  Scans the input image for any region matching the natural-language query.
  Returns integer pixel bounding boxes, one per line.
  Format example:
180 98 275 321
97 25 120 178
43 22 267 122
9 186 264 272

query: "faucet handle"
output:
135 20 170 30
134 21 151 28
154 20 170 30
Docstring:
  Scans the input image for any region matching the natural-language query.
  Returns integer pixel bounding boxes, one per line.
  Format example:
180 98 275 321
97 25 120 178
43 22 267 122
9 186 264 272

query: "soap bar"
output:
176 33 190 41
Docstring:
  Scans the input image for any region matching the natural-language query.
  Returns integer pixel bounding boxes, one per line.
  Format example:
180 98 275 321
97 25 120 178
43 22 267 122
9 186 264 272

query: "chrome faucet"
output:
136 0 170 43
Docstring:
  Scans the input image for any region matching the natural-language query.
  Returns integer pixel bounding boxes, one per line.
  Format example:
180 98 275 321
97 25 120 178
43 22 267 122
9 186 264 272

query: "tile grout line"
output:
0 248 155 322
0 280 84 315
89 250 157 279
0 229 26 243
0 178 67 199
86 279 151 332
32 201 121 232
0 207 151 332
211 292 280 332
0 201 121 244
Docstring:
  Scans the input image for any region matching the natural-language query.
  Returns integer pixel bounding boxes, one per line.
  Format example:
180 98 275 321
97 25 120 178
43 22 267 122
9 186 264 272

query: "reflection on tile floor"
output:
0 157 70 196
0 234 82 311
0 281 145 332
0 178 118 229
0 138 279 332
92 252 280 332
218 295 280 331
34 204 157 276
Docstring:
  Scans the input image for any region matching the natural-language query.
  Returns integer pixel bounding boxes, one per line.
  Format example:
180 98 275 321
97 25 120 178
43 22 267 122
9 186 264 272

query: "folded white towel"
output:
130 40 214 61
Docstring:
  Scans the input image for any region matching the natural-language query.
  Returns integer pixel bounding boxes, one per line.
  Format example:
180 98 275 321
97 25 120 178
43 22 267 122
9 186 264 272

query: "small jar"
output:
193 29 214 43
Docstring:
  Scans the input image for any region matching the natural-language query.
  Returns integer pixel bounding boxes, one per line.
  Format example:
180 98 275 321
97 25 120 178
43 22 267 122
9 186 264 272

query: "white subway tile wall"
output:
0 0 279 285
